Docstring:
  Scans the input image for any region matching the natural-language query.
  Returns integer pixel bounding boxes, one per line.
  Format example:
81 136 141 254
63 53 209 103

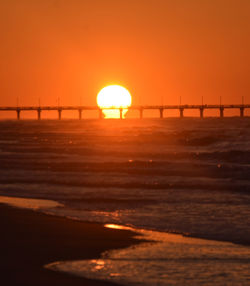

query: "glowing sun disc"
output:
97 85 132 118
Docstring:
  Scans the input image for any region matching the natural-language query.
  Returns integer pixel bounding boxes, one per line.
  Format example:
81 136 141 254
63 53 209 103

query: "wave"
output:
0 119 250 248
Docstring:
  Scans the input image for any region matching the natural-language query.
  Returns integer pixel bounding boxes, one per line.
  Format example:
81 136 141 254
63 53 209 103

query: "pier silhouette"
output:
0 104 249 120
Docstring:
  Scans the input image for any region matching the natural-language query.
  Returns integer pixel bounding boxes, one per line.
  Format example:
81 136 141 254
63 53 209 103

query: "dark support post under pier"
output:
159 108 164 119
200 108 204 119
58 109 62 120
120 108 123 119
220 107 224 118
17 109 21 120
99 109 103 119
179 108 184 118
140 108 143 119
37 109 41 120
240 107 244 117
78 109 82 120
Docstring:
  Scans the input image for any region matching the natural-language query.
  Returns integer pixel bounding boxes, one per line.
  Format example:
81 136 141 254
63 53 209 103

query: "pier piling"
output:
58 109 62 120
220 107 224 118
160 108 164 119
240 107 244 117
78 109 82 120
179 108 184 118
16 109 21 120
200 108 204 118
37 109 41 120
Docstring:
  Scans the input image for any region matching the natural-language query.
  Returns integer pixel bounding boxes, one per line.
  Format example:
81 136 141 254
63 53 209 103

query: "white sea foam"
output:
46 224 250 286
0 195 63 210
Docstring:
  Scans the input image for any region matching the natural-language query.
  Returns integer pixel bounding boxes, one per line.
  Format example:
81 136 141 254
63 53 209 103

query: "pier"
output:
0 104 249 120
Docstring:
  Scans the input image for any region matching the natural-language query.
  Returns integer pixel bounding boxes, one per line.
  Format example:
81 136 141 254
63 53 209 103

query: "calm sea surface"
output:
0 118 250 285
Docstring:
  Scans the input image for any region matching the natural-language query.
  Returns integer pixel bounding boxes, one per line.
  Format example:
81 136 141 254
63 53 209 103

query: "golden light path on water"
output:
97 85 132 118
104 224 132 230
46 224 250 286
0 196 63 210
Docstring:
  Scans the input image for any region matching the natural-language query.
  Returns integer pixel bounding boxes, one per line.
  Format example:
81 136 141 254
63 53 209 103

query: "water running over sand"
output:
46 225 250 286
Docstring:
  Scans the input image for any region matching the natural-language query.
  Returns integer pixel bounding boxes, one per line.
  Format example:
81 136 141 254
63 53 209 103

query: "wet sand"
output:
0 204 140 286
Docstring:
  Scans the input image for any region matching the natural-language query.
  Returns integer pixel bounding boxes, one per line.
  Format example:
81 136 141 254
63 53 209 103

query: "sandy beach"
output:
0 203 141 286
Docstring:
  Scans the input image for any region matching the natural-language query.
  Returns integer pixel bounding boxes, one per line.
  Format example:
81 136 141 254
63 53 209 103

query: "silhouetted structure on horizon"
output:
0 104 249 120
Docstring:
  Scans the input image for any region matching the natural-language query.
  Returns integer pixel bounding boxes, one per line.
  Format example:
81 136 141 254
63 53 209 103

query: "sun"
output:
97 85 132 118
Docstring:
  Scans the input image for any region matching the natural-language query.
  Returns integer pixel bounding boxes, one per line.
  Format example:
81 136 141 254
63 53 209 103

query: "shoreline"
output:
0 203 142 286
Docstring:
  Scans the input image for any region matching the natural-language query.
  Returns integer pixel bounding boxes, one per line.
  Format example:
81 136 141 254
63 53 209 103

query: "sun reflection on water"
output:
91 260 105 271
104 224 132 231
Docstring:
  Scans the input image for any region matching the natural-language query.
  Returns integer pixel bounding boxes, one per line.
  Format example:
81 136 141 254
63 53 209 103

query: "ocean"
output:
0 118 250 285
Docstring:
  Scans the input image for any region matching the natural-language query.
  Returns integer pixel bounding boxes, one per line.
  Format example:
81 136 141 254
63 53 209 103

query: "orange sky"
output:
0 0 250 109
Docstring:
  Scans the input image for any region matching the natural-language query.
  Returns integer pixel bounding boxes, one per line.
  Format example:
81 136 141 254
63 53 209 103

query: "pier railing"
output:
0 104 249 120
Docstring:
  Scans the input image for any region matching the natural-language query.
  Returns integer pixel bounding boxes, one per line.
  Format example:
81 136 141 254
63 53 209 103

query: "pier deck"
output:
0 104 249 119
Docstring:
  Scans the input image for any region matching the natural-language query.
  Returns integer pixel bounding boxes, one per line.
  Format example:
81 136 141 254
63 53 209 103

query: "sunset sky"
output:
1 0 250 109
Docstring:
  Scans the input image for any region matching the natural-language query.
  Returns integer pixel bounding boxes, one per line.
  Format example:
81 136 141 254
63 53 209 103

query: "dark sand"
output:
0 204 141 286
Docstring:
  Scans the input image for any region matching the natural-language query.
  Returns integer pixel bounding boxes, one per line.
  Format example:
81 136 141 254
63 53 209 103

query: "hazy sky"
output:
0 0 250 107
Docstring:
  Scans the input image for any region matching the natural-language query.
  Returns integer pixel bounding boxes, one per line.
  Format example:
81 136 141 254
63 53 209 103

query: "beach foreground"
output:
0 204 140 286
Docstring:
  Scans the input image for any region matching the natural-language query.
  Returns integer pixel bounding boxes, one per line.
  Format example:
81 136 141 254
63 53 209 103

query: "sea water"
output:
0 118 249 285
